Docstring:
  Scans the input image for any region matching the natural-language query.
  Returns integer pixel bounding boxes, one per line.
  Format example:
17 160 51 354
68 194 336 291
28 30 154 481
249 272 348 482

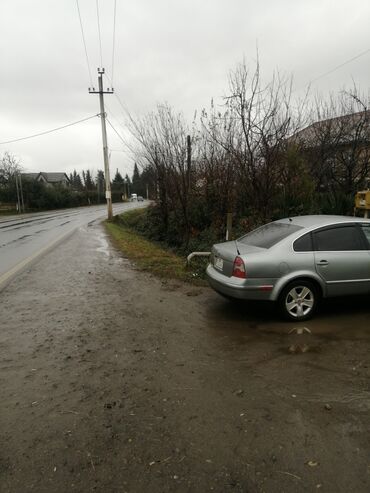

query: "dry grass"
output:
104 220 207 285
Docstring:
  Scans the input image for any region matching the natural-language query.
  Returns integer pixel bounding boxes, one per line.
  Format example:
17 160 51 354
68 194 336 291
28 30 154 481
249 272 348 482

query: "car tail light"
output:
232 256 246 278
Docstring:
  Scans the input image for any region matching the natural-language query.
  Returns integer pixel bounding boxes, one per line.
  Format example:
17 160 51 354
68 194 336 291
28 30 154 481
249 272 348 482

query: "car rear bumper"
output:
206 264 276 301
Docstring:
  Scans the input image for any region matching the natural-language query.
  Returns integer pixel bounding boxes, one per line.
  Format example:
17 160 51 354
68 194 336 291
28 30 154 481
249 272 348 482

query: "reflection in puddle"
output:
95 229 133 280
205 294 370 343
96 233 110 257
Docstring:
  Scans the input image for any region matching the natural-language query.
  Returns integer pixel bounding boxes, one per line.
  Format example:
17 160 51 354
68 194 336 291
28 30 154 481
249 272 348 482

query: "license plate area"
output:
214 256 223 271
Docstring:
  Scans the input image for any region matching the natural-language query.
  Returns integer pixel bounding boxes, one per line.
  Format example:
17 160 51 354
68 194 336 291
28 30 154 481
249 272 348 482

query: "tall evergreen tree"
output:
96 170 105 203
141 165 156 199
124 174 132 198
71 169 83 191
112 168 124 190
83 169 94 190
132 163 141 194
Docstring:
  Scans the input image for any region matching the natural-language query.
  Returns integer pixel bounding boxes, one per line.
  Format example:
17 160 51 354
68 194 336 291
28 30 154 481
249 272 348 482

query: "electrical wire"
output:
105 103 124 130
104 71 131 119
0 114 100 145
114 90 131 118
111 0 117 85
96 0 103 68
296 47 370 93
106 117 137 155
76 0 94 87
106 118 128 146
310 48 370 85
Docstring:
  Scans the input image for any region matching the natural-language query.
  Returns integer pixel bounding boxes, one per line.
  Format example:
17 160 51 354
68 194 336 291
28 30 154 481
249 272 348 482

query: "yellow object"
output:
355 190 370 210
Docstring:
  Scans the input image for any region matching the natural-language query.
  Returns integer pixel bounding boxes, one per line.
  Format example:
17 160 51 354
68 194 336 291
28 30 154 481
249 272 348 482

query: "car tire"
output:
278 280 319 321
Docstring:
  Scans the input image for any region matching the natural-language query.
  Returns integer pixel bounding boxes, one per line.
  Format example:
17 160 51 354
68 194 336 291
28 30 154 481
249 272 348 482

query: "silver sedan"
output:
206 215 370 321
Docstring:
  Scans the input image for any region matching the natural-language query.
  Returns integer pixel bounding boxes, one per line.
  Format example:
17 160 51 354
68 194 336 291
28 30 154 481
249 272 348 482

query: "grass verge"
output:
104 214 208 285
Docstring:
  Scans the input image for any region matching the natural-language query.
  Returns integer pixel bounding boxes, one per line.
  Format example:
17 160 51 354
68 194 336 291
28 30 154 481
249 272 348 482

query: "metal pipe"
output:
186 251 211 266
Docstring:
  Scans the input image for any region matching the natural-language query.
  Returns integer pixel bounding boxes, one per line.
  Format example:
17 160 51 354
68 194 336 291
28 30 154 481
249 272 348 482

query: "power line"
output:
296 47 370 93
106 117 127 146
114 90 131 118
310 48 370 85
106 103 124 130
104 71 129 116
76 0 93 87
96 0 103 68
111 0 117 84
106 117 136 154
105 101 135 147
0 114 100 145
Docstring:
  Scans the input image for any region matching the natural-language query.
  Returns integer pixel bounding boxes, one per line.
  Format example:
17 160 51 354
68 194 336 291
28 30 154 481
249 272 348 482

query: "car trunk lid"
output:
212 241 263 277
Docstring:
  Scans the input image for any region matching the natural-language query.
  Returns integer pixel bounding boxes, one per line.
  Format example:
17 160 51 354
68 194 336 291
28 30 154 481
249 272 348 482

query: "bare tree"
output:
201 58 304 223
0 151 21 185
123 58 369 251
127 103 195 243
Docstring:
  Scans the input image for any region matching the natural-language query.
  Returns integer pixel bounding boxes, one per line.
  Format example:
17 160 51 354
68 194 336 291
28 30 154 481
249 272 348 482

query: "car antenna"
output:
235 238 241 255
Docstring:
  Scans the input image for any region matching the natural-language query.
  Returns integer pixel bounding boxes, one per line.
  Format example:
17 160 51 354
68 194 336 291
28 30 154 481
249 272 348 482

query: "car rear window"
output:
238 222 302 249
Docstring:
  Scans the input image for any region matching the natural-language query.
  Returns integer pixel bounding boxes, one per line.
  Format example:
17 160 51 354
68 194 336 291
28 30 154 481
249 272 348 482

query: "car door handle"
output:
317 260 329 266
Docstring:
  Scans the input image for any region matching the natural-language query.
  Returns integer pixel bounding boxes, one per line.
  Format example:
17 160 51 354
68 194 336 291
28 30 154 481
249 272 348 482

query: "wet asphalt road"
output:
0 202 144 286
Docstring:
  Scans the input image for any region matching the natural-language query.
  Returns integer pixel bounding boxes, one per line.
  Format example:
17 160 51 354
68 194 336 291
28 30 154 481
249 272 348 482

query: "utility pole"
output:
89 68 114 220
19 173 25 213
187 135 191 190
15 174 21 213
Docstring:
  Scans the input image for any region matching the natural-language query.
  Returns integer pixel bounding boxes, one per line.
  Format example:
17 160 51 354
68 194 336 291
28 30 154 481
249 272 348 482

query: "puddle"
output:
205 294 370 340
96 233 111 257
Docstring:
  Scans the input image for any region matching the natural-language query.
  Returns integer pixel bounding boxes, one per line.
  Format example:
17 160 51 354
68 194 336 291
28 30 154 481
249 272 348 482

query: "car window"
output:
360 224 370 248
314 225 364 251
238 222 302 249
293 233 313 252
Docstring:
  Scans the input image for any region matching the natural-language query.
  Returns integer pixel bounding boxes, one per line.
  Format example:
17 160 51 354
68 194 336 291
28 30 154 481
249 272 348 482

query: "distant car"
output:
206 215 370 321
137 196 144 202
130 194 137 201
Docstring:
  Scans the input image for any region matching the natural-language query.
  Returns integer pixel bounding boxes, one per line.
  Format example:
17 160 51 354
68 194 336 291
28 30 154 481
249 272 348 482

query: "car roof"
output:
276 215 370 229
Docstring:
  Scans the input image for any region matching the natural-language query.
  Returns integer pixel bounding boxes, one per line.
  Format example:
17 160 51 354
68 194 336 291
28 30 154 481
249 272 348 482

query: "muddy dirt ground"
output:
1 221 370 492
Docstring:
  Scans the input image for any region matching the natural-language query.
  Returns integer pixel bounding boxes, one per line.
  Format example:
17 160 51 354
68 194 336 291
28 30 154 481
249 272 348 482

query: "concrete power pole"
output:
89 68 113 220
187 135 191 190
19 173 25 213
15 174 21 213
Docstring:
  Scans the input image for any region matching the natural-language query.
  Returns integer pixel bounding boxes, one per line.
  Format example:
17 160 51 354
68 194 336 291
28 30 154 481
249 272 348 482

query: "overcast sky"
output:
1 0 369 178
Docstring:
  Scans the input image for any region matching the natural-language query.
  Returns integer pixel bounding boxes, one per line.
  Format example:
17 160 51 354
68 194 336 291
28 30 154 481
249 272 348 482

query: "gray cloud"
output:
1 0 369 176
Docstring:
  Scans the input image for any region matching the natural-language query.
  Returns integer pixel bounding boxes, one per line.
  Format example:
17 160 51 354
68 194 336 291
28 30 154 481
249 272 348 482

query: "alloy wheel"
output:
285 285 315 319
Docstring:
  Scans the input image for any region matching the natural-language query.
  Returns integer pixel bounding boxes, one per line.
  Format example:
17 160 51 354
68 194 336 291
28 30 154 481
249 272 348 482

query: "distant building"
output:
21 172 70 187
287 110 370 194
289 110 370 150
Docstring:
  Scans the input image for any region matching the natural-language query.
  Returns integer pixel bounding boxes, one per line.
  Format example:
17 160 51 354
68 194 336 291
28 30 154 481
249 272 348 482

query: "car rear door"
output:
313 224 370 296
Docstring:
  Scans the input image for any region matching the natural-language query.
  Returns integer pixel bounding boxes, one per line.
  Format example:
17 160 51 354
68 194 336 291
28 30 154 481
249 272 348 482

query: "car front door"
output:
313 224 370 296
